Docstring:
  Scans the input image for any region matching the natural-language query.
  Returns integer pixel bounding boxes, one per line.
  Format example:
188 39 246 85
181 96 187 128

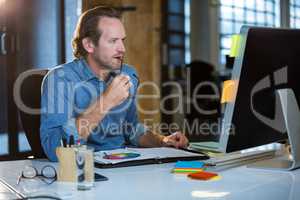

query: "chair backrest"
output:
16 68 49 158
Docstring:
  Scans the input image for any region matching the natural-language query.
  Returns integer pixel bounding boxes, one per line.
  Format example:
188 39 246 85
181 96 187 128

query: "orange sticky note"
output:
221 80 237 103
188 171 218 180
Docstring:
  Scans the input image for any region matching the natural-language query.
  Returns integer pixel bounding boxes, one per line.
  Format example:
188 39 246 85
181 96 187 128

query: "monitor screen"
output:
219 26 300 153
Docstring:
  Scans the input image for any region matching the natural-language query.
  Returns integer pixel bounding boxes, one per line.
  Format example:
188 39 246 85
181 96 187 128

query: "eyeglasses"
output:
17 165 57 185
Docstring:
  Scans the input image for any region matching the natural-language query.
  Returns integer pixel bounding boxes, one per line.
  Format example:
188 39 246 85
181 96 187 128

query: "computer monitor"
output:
218 26 300 153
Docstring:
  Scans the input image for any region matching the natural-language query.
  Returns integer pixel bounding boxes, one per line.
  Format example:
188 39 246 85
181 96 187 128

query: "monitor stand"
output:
247 88 300 170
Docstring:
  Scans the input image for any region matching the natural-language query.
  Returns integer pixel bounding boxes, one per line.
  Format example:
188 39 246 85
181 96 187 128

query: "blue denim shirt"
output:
40 58 146 161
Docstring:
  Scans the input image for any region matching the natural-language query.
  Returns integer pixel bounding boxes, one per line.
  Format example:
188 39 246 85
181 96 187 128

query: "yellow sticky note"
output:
221 80 237 103
172 168 203 174
230 34 241 57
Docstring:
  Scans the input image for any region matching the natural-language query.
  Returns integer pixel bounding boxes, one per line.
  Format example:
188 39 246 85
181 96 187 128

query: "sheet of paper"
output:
94 147 202 165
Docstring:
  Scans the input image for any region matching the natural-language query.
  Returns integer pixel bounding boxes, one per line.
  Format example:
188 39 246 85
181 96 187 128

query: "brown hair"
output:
72 6 122 58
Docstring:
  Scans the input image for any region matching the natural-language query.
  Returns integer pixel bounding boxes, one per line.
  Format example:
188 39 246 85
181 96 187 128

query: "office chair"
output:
16 68 49 158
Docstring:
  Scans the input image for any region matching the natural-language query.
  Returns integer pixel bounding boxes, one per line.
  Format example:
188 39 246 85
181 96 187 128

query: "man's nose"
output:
117 41 126 53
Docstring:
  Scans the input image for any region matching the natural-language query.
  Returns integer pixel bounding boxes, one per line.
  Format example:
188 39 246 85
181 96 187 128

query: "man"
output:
40 6 188 162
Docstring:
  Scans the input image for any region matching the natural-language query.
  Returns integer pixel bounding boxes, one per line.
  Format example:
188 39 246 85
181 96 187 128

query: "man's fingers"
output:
119 75 130 82
163 132 189 149
113 74 130 84
180 136 188 148
124 91 130 98
124 81 133 90
170 137 180 148
180 135 189 148
173 132 188 148
163 136 176 147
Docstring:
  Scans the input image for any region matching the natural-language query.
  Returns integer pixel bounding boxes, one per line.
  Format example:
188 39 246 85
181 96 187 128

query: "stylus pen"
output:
69 135 74 147
106 61 123 81
179 147 210 158
61 138 67 147
120 61 140 98
203 163 216 167
179 147 206 154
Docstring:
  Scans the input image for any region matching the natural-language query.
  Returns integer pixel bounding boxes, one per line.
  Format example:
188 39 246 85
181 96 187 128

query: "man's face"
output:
91 17 126 71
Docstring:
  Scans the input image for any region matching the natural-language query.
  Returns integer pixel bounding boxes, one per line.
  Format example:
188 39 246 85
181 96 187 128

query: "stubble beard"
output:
93 54 122 73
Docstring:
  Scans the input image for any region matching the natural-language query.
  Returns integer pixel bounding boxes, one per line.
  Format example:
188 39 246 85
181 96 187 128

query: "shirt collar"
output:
77 58 98 81
77 58 130 82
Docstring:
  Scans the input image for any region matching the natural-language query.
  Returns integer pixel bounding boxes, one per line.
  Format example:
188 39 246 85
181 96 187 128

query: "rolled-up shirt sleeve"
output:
40 70 80 161
123 97 147 146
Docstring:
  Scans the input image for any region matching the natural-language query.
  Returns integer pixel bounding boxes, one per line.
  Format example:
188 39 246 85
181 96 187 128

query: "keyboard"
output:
207 149 276 167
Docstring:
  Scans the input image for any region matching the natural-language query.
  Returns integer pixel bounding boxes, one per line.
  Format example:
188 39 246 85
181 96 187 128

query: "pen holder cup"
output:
56 146 95 189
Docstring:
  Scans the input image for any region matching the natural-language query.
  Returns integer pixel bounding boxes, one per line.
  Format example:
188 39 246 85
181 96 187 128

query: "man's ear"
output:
82 38 95 53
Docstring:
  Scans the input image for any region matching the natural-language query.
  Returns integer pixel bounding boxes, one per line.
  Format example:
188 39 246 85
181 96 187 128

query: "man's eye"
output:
110 39 117 43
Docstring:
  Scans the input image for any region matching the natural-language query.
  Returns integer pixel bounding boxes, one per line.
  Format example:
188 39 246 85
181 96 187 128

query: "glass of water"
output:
75 146 94 190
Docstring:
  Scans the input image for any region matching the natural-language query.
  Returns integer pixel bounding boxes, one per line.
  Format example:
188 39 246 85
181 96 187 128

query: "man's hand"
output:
162 131 189 148
102 74 132 109
75 74 132 140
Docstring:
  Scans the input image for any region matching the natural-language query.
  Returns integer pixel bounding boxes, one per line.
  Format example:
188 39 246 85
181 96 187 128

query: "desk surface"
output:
0 159 299 200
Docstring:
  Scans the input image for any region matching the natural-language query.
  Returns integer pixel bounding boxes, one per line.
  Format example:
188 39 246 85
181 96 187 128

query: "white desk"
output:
0 159 299 200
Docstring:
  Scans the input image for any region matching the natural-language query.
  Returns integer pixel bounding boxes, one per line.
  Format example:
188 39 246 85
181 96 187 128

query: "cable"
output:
13 195 62 200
